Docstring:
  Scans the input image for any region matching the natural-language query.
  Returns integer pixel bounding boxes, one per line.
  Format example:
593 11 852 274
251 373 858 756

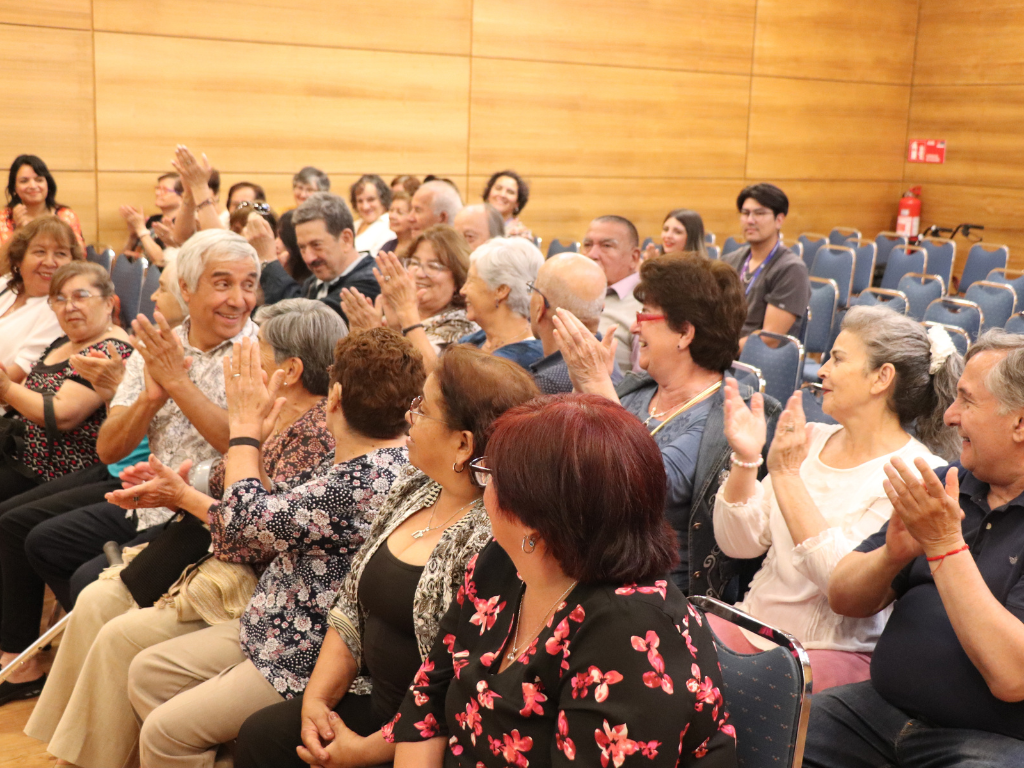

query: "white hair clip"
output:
927 324 957 374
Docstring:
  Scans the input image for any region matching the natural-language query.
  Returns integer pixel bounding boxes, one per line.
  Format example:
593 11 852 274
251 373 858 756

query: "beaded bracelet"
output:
730 452 764 469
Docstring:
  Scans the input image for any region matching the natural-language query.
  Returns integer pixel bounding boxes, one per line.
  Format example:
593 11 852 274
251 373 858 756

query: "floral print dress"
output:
386 541 737 767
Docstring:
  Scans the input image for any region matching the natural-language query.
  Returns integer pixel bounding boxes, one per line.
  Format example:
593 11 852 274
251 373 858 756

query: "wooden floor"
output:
0 591 59 768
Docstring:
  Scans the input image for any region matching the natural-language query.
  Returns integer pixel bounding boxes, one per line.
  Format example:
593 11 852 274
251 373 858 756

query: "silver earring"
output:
521 535 536 554
453 461 465 473
494 300 500 308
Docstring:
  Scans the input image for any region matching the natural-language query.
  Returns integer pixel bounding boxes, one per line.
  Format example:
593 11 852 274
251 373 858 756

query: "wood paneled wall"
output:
2 1 922 253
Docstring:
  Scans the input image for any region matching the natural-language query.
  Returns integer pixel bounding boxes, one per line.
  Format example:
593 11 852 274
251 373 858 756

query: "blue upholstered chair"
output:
110 253 145 328
797 233 828 270
923 297 983 342
811 245 855 308
855 287 908 316
897 273 945 322
874 231 907 268
740 331 804 406
919 237 956 293
828 226 860 246
881 245 927 291
844 238 877 296
965 281 1017 332
802 278 838 382
960 243 1009 295
722 236 745 258
546 239 579 257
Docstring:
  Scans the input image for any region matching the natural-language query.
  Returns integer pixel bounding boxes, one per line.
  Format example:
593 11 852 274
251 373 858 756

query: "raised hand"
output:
722 376 766 462
11 204 30 229
373 251 420 326
151 218 178 249
243 214 276 263
883 457 966 557
552 308 617 395
766 390 811 476
643 242 661 261
339 287 383 333
131 311 189 392
171 145 213 199
69 341 126 402
223 337 286 442
120 205 147 236
105 455 192 511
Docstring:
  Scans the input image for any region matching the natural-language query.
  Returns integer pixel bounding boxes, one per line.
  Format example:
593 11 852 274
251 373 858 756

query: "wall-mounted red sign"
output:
908 139 946 164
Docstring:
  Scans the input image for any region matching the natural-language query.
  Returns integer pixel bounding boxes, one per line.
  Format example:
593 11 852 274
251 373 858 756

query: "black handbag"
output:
0 392 58 481
118 513 213 608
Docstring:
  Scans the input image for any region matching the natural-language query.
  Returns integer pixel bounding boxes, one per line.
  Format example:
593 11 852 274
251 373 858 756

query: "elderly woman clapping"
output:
555 252 779 600
711 306 962 691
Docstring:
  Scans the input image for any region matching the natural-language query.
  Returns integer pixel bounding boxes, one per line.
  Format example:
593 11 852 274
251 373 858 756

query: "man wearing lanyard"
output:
722 183 809 350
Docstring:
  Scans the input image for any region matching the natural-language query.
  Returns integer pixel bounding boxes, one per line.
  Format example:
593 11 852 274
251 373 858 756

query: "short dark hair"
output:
6 155 59 211
434 345 540 467
157 172 180 185
488 394 677 583
407 224 471 308
293 192 355 238
391 175 421 196
207 168 221 197
2 216 84 295
593 214 639 249
634 253 746 373
226 181 267 208
736 183 788 217
329 328 426 440
483 170 530 216
350 174 393 212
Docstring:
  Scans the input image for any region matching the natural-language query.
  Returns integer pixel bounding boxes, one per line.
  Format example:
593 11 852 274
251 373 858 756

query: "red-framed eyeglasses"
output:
635 312 666 324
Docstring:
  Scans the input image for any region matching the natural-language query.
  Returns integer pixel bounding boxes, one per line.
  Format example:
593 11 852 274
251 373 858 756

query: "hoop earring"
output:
521 535 536 554
453 461 465 473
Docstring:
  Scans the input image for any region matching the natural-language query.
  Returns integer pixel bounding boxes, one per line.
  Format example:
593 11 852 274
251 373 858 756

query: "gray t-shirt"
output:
724 244 810 338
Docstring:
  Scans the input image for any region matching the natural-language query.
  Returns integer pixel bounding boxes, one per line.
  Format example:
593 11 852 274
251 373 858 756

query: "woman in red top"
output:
0 155 84 249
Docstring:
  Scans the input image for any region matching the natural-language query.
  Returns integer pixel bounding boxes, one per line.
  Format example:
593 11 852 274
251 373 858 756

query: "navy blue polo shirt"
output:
855 464 1024 739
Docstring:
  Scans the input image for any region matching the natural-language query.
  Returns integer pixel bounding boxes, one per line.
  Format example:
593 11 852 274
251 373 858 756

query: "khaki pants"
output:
24 579 209 768
128 620 284 768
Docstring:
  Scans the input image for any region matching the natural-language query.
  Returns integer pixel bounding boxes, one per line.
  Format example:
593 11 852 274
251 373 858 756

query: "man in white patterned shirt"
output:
25 229 261 607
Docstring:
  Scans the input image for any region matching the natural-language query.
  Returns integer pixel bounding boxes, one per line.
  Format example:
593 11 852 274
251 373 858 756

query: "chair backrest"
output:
924 321 971 356
546 239 579 257
897 272 945 321
855 287 908 315
786 240 804 262
110 253 145 328
739 331 804 405
137 262 163 322
965 281 1017 332
804 277 838 355
707 244 721 260
728 361 765 394
85 245 113 271
960 243 1009 294
690 596 812 768
797 233 828 270
986 268 1024 304
705 232 716 245
1006 311 1024 335
874 231 908 268
810 245 855 307
881 244 927 290
923 297 984 341
919 237 956 292
641 236 655 251
722 236 745 257
844 238 877 296
828 226 861 246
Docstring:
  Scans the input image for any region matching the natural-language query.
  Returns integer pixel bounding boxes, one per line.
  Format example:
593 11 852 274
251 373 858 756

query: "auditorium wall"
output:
1 1 922 255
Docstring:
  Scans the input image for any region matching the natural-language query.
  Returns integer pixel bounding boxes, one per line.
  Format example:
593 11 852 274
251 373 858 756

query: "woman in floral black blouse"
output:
388 394 737 768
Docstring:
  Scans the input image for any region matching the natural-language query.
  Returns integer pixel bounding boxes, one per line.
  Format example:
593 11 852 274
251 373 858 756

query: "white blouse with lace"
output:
712 422 945 652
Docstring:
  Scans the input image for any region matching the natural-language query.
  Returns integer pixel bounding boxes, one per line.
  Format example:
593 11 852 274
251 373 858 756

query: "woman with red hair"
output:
387 394 737 768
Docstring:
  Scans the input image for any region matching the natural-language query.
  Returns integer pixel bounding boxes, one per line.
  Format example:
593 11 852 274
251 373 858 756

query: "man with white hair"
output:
408 180 463 238
582 215 642 374
806 330 1024 767
527 253 619 394
453 203 504 250
18 231 261 632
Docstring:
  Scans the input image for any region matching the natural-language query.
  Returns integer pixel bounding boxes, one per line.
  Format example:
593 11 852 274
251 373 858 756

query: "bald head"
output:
454 203 504 251
532 253 607 338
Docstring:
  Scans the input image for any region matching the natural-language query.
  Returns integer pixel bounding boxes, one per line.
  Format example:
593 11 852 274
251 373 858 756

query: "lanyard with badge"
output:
740 239 782 296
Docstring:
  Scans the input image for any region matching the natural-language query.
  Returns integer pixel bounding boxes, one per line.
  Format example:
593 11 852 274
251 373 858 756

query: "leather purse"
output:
118 513 213 608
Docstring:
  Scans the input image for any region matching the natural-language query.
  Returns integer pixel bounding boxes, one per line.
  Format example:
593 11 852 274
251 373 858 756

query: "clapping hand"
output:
11 204 30 229
766 391 811 476
373 251 420 325
552 308 617 393
69 341 126 403
243 214 276 264
151 218 178 249
105 454 192 511
171 145 213 200
883 457 966 558
223 337 286 443
339 287 383 332
131 311 192 393
643 242 661 261
120 205 147 237
722 376 766 463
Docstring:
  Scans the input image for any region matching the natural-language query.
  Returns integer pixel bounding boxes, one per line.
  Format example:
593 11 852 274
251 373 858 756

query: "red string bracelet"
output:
926 543 970 563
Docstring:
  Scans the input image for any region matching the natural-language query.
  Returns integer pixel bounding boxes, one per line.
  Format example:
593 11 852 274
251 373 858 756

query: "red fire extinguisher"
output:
896 186 921 238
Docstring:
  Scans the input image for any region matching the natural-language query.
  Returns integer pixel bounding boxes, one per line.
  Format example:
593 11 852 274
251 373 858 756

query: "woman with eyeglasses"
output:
554 253 781 601
387 394 737 768
231 345 539 768
340 224 479 370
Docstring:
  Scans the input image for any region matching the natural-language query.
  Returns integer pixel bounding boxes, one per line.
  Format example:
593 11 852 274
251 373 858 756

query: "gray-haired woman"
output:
457 236 544 368
713 305 963 692
23 299 346 768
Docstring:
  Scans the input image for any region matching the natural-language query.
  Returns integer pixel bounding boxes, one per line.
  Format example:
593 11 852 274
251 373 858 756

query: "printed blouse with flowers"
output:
386 540 737 767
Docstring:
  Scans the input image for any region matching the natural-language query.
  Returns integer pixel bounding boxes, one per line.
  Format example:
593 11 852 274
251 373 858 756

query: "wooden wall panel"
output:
93 0 472 56
747 77 910 181
903 85 1024 188
914 0 1024 85
0 24 95 171
93 33 470 176
56 172 98 245
469 59 750 179
752 0 917 84
775 180 903 239
0 1 91 30
472 0 756 74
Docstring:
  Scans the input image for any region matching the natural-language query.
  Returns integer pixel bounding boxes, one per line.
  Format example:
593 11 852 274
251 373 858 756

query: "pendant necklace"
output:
505 580 579 663
410 493 478 539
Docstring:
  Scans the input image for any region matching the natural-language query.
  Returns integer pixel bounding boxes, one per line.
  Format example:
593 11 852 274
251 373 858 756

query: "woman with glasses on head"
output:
232 345 539 768
340 224 479 370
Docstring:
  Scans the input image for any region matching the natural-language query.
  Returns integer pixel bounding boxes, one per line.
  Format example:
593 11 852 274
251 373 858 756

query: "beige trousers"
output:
128 620 284 768
24 578 209 768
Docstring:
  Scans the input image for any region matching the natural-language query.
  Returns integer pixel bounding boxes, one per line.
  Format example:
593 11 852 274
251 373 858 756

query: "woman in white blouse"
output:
350 175 395 257
0 216 82 383
714 306 963 691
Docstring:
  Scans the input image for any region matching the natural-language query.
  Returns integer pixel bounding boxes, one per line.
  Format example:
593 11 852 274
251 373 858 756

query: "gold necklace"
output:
643 381 722 429
410 493 478 539
505 580 578 663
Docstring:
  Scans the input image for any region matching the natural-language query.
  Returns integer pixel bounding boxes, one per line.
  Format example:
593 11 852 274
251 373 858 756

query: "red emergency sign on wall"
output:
908 139 946 164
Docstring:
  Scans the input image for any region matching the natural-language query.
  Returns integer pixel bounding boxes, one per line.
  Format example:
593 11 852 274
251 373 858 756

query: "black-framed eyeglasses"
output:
526 280 550 309
469 456 492 487
407 395 449 427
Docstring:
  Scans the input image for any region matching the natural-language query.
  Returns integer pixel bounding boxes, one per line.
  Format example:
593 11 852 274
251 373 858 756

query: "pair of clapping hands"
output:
339 252 421 333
